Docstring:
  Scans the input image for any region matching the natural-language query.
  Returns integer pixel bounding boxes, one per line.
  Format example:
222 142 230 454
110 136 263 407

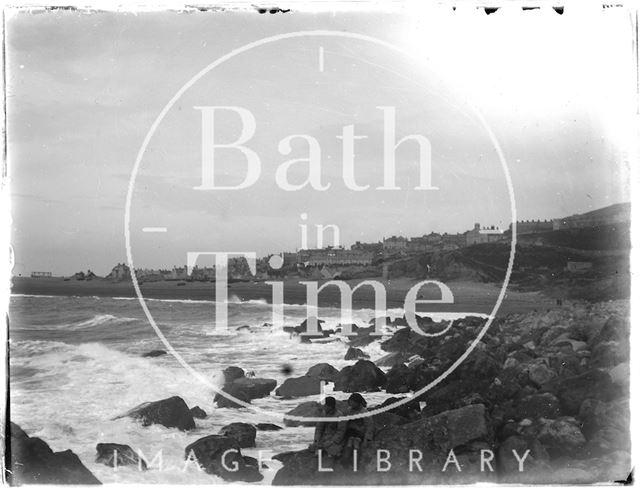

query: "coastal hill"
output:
386 203 630 301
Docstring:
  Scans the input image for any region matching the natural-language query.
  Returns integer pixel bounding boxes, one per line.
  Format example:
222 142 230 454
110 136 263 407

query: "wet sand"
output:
11 276 557 316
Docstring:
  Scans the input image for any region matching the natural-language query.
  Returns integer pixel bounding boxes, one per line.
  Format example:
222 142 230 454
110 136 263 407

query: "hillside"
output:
385 222 630 302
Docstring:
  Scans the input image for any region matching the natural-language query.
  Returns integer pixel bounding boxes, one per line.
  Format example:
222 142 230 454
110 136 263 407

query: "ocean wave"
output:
10 339 73 356
11 293 60 299
67 314 138 330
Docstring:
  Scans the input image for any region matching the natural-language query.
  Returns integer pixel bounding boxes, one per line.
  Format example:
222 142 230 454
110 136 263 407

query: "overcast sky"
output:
7 7 634 275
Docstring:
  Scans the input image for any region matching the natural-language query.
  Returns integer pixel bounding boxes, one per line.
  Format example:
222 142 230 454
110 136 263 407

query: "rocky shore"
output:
8 300 630 485
268 300 631 484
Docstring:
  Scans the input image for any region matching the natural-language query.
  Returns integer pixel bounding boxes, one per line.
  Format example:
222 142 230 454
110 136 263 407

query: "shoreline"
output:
11 276 558 316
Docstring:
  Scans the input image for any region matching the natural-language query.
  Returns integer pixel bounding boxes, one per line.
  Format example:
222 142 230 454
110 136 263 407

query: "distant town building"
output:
407 236 431 253
351 241 383 255
282 252 298 267
136 268 166 282
509 219 554 235
190 266 216 281
107 263 131 281
465 223 505 246
383 236 408 255
168 265 189 281
566 261 593 273
441 233 466 250
30 271 52 278
297 247 373 266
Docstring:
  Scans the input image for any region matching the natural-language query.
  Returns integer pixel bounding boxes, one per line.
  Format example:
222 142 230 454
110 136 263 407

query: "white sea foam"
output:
66 314 138 329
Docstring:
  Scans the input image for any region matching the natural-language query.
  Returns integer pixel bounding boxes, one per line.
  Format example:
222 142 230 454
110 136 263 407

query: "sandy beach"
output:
11 276 557 316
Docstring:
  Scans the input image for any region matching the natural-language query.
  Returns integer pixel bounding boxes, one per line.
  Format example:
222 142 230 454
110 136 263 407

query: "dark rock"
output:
341 324 379 347
420 378 490 418
344 346 369 361
96 443 147 470
271 451 299 464
375 351 412 368
214 385 251 409
141 350 167 358
590 341 626 368
527 361 556 387
305 363 339 381
255 423 283 431
578 398 629 440
370 412 407 435
283 401 321 427
119 396 195 431
230 377 277 399
385 364 412 394
544 369 619 415
276 376 323 398
8 423 101 485
285 318 330 342
218 423 257 448
272 449 330 485
184 435 262 482
372 397 421 420
589 316 628 347
535 417 586 457
512 392 561 421
243 455 269 470
223 366 246 383
190 406 207 419
583 427 630 458
373 403 490 455
334 360 386 393
497 435 549 475
409 362 442 392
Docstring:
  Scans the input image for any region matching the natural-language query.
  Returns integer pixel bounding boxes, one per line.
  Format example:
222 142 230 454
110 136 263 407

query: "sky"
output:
6 6 635 276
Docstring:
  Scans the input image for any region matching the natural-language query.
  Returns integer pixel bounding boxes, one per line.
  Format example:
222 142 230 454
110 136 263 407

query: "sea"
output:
8 293 477 484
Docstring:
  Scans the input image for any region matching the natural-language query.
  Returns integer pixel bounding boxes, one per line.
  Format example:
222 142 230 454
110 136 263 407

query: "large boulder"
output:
534 417 586 457
96 443 147 470
589 316 628 347
276 376 322 398
214 385 251 409
305 363 339 381
222 366 246 383
255 423 283 431
230 377 277 399
375 351 412 368
369 404 493 483
8 423 101 485
371 397 421 420
344 346 370 361
334 360 387 393
119 396 195 431
590 341 627 368
385 364 412 394
544 369 620 415
184 435 262 482
190 406 207 419
366 404 490 461
497 435 550 477
141 350 167 358
275 404 492 484
272 449 331 485
216 366 276 404
283 401 322 427
527 361 556 387
507 392 561 421
218 423 257 448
